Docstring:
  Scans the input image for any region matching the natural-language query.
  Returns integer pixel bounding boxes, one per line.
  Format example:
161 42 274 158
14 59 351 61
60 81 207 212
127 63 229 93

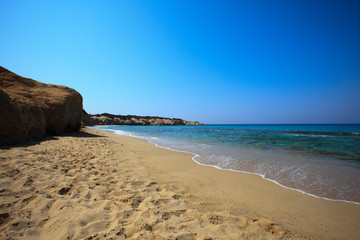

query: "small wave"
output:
190 155 360 205
239 129 360 137
196 125 358 136
90 127 134 137
102 127 360 205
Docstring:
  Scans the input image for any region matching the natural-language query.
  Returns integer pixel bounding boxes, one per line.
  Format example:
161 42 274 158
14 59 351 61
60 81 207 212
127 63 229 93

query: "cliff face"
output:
82 112 203 126
0 66 83 144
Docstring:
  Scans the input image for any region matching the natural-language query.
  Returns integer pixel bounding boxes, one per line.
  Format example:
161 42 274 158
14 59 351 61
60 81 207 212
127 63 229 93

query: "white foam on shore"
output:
92 127 360 205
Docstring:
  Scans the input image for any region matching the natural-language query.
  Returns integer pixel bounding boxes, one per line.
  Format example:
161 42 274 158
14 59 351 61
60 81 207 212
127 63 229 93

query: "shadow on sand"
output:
0 129 105 150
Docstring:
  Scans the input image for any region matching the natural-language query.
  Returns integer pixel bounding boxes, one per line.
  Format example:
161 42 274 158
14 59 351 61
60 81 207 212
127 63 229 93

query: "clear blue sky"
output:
1 0 359 124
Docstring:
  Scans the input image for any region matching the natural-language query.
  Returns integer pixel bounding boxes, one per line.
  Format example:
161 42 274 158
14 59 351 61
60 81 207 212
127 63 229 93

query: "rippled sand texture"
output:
1 128 359 239
0 130 295 240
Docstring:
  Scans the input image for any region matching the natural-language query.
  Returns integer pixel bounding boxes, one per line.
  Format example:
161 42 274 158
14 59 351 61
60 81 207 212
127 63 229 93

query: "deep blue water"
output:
93 124 360 204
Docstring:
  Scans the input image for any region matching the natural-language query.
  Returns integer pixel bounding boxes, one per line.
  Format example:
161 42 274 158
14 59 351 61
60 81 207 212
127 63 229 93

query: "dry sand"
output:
0 128 359 240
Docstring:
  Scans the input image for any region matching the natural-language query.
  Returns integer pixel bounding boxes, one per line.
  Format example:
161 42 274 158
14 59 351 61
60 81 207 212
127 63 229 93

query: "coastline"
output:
147 140 360 205
93 128 360 239
94 125 360 205
0 128 359 239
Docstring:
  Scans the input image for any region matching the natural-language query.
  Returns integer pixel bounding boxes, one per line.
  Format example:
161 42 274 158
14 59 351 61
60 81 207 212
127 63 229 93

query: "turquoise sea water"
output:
93 124 360 204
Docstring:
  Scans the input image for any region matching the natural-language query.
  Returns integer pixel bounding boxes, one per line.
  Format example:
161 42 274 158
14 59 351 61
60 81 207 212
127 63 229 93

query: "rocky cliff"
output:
0 66 83 144
82 112 203 126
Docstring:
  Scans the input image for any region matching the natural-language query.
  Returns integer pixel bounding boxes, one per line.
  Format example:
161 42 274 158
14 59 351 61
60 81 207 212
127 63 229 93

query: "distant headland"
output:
82 111 203 126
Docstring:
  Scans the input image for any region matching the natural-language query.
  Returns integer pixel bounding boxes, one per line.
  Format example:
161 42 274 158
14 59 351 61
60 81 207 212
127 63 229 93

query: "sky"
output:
1 0 359 124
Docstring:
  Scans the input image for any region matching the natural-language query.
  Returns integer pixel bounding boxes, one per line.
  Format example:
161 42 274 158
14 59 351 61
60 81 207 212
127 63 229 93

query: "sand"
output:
0 128 359 240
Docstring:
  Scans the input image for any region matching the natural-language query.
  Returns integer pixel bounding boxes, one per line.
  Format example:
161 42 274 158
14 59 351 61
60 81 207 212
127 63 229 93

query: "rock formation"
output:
82 112 203 126
0 66 83 144
81 109 95 126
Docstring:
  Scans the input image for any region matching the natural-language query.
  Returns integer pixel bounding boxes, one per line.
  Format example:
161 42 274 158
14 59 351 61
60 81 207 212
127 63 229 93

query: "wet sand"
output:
0 128 359 239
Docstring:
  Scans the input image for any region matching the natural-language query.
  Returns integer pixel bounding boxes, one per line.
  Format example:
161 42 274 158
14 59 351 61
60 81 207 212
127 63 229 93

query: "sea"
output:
91 124 360 204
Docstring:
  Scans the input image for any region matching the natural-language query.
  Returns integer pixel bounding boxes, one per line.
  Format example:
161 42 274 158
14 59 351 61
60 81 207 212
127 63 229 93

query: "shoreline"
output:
0 128 359 239
157 140 360 206
190 155 360 206
92 128 360 239
95 127 360 206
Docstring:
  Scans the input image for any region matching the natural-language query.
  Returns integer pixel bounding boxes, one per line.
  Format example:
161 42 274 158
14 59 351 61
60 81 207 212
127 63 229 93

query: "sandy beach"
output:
0 128 359 240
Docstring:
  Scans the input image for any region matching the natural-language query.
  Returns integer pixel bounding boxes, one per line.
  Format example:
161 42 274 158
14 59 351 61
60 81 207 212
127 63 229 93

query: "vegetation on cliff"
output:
82 111 203 126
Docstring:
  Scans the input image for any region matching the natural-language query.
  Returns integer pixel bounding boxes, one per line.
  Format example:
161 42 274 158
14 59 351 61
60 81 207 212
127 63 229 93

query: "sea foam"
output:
91 125 360 205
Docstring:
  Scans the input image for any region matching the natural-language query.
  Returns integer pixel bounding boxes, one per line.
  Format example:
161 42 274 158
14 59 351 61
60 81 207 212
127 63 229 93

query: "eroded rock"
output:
0 66 83 144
